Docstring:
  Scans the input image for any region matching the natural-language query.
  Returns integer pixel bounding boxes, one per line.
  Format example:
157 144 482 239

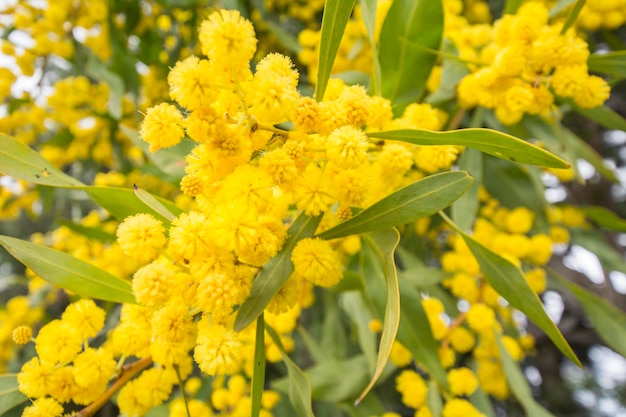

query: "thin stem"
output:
174 365 192 417
71 356 153 417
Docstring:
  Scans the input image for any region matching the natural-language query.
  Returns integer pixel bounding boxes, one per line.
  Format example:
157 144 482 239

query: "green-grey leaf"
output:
581 206 626 232
426 40 470 105
315 0 356 101
317 171 472 240
0 235 135 304
86 186 183 223
496 334 557 417
362 242 448 387
379 0 443 111
0 374 27 416
503 0 523 14
0 133 84 187
234 213 323 331
358 0 381 95
251 314 266 417
266 324 315 417
588 51 626 78
427 380 443 417
356 229 400 404
553 273 626 357
440 213 581 367
86 53 124 119
452 148 482 231
134 185 176 222
560 0 585 34
570 228 626 275
308 355 371 402
576 105 626 131
368 128 569 168
340 292 378 374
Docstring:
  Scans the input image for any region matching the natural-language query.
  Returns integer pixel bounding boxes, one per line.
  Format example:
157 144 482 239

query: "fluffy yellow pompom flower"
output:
291 238 343 287
132 258 179 307
194 319 242 376
140 103 185 152
61 299 106 340
72 347 116 391
449 326 476 353
22 397 63 417
168 56 217 111
35 319 82 364
447 367 478 396
395 369 427 409
199 9 257 67
17 357 55 398
326 126 370 169
466 304 496 334
117 368 173 417
442 399 486 417
505 206 534 234
117 213 166 263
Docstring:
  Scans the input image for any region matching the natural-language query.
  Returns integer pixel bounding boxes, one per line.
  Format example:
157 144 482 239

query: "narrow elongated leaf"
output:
317 171 472 240
362 244 448 388
234 214 323 331
0 375 27 416
358 0 381 95
0 235 135 304
251 315 266 417
379 0 443 110
581 206 626 232
426 40 470 105
469 382 496 417
0 133 84 187
440 213 581 367
549 0 579 18
369 129 569 168
560 0 585 34
308 356 371 402
315 0 356 101
588 51 626 77
552 273 626 357
576 105 626 131
356 230 400 404
452 148 482 231
86 186 183 223
341 292 378 373
570 228 626 275
86 53 124 119
266 324 315 417
496 334 557 417
134 185 176 222
503 0 523 14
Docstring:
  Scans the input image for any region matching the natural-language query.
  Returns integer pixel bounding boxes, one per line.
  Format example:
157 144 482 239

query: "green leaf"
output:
58 220 116 243
234 214 323 331
426 40 470 105
566 128 619 183
368 128 569 168
86 53 125 119
588 51 626 78
575 105 626 131
427 380 443 417
358 0 381 95
362 242 448 387
379 0 443 111
86 186 183 223
315 0 356 101
496 334 557 417
552 273 626 357
251 314 266 417
0 374 27 416
581 206 626 232
440 213 581 367
0 133 84 187
570 228 626 275
0 235 135 304
307 355 371 402
265 20 303 54
266 324 315 417
503 0 523 14
452 148 482 231
340 292 378 373
549 0 579 18
356 229 401 404
134 185 176 222
469 382 496 417
560 0 586 34
317 171 472 240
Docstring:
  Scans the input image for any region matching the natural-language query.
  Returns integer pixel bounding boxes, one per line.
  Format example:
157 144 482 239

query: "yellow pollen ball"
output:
12 325 32 344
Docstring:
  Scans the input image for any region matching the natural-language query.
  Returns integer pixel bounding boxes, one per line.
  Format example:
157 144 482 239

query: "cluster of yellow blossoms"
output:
455 2 610 124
